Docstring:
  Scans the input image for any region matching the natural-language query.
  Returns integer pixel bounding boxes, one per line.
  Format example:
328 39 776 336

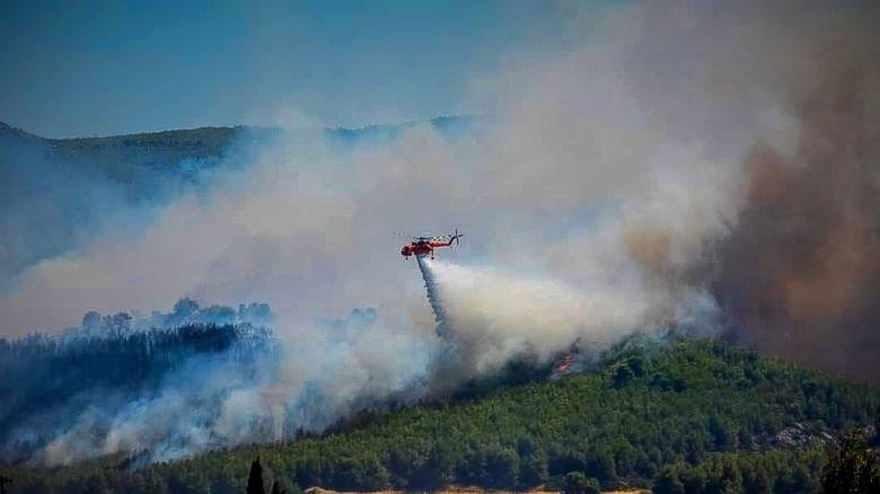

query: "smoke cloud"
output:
713 17 880 384
2 0 880 465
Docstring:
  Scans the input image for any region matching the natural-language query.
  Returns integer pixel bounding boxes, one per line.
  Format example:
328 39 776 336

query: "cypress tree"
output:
247 457 266 494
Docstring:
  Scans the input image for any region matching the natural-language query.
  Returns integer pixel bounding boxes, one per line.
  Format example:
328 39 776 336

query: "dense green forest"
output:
2 337 878 493
0 322 275 445
0 308 278 465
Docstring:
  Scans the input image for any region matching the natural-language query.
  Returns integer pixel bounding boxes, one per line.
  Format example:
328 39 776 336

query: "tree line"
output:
2 338 878 493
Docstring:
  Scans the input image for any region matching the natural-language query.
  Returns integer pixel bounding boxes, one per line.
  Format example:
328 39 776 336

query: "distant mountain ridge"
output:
1 114 480 180
0 115 479 285
1 114 479 145
0 114 479 198
1 119 255 282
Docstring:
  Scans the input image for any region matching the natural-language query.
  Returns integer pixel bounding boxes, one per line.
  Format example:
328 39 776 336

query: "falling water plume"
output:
416 256 453 340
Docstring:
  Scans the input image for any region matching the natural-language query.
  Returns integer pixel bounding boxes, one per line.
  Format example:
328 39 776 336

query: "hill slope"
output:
0 116 478 287
0 121 255 283
4 337 878 493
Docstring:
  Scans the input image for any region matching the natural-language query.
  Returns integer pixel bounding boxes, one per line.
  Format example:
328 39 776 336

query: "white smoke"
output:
427 259 647 372
5 0 868 464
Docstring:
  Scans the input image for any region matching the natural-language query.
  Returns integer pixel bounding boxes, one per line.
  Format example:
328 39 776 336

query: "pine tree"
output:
652 467 685 494
563 471 600 494
821 429 880 493
247 457 266 494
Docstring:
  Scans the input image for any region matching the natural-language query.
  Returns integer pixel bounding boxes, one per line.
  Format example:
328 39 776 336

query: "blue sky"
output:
1 0 576 137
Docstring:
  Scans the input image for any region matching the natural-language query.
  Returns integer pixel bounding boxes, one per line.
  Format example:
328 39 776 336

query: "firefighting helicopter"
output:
400 229 463 260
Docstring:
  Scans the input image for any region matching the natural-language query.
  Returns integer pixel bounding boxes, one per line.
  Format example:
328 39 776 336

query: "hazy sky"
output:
0 0 592 137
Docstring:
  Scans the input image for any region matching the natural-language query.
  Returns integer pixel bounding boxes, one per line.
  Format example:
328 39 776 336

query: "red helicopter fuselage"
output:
400 231 462 259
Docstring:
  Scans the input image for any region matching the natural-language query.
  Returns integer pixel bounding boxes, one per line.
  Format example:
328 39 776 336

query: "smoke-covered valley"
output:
2 0 880 467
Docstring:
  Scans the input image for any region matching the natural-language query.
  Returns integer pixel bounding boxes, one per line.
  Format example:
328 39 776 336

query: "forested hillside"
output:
4 337 878 493
0 117 476 282
0 121 256 282
0 299 278 466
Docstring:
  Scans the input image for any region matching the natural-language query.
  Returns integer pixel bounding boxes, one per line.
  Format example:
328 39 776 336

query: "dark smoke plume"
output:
715 23 880 385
